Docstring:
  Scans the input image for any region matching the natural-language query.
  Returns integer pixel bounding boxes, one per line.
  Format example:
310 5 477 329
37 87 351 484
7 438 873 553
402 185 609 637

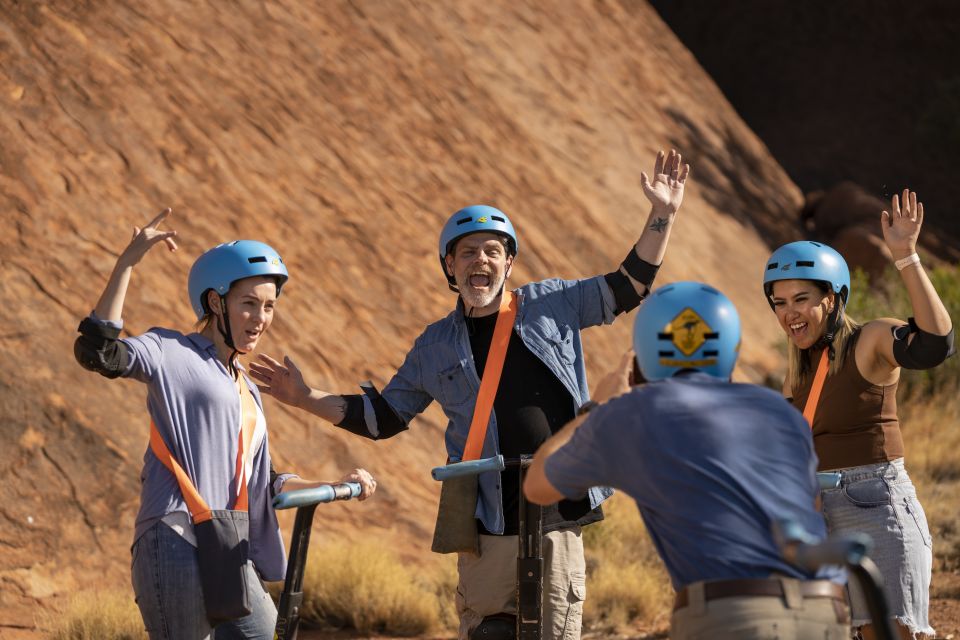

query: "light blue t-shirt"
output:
545 372 844 589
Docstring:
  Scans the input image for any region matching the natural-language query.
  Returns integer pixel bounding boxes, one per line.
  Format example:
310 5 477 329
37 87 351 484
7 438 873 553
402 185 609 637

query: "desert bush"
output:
298 540 446 636
45 590 145 640
582 493 671 631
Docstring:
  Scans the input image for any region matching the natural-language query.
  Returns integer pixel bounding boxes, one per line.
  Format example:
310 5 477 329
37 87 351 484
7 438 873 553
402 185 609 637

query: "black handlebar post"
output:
273 483 362 640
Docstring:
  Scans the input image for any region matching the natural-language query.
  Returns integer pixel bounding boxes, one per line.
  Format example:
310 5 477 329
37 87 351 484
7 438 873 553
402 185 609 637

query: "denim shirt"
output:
380 276 618 534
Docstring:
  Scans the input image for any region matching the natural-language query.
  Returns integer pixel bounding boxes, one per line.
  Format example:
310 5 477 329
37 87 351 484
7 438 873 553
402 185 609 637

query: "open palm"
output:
881 189 923 258
641 149 690 214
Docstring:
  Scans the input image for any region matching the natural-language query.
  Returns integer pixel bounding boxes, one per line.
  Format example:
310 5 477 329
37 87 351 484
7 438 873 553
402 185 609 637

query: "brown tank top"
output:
790 329 904 471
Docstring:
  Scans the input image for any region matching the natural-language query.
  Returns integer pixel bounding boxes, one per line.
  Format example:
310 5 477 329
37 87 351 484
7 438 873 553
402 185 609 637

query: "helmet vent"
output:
247 256 267 264
491 215 505 222
703 350 719 357
766 262 778 270
658 350 675 357
704 332 719 340
657 332 672 340
796 260 815 267
456 216 473 225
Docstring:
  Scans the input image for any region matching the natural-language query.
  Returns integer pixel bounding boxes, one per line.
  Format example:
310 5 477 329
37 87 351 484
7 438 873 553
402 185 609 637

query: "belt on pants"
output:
673 578 846 611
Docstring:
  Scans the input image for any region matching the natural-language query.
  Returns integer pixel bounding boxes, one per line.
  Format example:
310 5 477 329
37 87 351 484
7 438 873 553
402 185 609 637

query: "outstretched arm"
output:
278 468 378 501
94 208 178 323
881 190 952 335
75 208 177 378
861 190 953 374
605 150 690 314
249 354 347 424
525 350 634 505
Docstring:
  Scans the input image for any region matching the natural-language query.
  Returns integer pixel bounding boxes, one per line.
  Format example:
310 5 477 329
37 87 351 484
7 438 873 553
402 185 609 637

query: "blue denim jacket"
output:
379 276 618 534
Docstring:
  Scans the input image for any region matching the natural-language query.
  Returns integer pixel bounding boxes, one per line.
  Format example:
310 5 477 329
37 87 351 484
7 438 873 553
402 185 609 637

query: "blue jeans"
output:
131 521 278 640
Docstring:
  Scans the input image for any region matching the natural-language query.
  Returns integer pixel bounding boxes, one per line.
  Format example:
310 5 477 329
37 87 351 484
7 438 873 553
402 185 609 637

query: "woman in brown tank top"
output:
762 190 953 640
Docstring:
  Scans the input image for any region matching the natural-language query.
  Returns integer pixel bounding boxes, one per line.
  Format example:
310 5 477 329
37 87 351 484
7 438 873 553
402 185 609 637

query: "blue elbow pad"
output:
891 318 955 370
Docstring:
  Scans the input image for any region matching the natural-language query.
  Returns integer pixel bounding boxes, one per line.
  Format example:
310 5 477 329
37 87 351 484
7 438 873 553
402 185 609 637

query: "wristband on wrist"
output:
894 253 920 271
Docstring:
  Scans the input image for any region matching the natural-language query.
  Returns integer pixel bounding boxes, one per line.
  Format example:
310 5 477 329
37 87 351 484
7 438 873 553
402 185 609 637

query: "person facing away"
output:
74 209 376 640
523 281 851 640
248 149 691 640
763 189 954 639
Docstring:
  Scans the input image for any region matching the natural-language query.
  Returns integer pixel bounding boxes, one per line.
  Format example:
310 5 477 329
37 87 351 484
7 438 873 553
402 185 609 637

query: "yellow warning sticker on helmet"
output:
667 308 713 356
271 258 280 266
477 216 488 223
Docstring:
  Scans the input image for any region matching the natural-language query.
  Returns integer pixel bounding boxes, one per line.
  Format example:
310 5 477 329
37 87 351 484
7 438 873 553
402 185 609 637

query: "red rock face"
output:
0 1 800 630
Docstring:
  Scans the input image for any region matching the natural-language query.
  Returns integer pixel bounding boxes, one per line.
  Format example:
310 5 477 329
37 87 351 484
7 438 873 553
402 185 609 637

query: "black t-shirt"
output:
465 311 603 535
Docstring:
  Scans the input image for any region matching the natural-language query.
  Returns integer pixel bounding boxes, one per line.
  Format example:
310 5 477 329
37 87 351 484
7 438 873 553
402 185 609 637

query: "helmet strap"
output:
813 296 845 361
215 295 241 378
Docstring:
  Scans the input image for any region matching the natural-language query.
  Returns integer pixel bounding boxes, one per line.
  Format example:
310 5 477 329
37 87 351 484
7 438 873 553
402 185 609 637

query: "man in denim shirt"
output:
251 149 690 639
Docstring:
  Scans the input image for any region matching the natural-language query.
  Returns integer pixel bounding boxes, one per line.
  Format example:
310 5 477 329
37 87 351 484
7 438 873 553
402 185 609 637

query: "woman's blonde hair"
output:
784 282 861 396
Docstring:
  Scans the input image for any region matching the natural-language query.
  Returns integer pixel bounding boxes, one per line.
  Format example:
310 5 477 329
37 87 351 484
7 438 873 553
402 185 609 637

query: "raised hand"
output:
339 468 377 501
119 208 178 266
641 149 690 216
881 189 923 260
593 350 636 405
249 354 310 408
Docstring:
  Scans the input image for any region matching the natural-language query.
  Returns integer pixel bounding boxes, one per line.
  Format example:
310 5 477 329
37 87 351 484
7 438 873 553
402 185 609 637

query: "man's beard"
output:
457 270 505 310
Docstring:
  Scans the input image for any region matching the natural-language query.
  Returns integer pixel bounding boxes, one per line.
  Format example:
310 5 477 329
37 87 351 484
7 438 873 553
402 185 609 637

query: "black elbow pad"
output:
361 381 408 439
74 318 129 378
603 271 643 316
891 318 955 370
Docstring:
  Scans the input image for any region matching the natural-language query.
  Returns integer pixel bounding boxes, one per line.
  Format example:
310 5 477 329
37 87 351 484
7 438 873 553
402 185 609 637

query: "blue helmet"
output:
762 241 850 309
438 205 518 285
633 281 741 382
187 240 289 320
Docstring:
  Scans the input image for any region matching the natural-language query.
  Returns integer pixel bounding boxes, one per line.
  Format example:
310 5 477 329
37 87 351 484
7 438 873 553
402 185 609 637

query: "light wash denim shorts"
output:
820 458 934 636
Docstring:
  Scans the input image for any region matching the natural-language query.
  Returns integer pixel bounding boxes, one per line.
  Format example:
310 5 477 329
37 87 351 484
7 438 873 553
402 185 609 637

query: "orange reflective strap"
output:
462 291 518 462
149 421 213 524
148 375 259 523
802 349 830 428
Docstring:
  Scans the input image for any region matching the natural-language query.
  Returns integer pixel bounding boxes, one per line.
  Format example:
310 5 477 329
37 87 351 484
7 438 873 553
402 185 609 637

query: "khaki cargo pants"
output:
456 526 585 640
670 578 851 640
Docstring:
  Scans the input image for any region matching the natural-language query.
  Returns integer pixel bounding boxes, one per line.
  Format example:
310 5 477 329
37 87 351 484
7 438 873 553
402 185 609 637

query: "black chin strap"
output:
813 297 846 361
215 295 241 378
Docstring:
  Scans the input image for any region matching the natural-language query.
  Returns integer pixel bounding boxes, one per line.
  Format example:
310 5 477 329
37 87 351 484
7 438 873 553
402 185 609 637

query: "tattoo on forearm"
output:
649 217 669 233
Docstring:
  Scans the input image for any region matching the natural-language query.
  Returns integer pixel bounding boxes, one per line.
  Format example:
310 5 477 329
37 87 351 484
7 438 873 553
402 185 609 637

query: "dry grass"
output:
298 540 451 636
901 391 960 572
582 493 672 632
43 590 146 640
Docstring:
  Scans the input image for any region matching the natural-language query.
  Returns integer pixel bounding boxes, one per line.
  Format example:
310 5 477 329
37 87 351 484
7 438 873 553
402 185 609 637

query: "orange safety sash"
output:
802 349 830 428
149 378 258 524
461 291 518 461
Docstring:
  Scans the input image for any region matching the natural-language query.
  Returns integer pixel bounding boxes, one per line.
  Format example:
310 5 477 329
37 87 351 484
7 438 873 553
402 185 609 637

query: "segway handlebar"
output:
432 455 506 481
772 518 873 569
272 482 362 510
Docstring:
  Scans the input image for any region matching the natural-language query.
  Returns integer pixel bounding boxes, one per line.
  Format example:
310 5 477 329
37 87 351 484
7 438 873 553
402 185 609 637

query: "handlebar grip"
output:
272 482 363 510
792 534 873 570
432 455 506 481
773 518 873 570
